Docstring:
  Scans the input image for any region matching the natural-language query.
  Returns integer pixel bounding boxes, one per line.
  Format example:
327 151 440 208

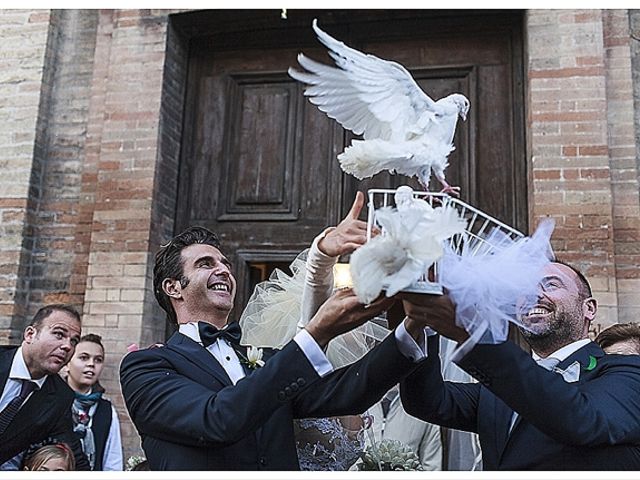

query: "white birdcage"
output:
366 188 524 295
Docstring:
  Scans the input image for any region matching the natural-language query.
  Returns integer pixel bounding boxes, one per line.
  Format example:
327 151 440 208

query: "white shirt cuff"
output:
294 329 334 377
395 320 428 362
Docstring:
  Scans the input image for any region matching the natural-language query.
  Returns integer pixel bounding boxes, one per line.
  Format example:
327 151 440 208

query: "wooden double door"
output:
173 10 527 321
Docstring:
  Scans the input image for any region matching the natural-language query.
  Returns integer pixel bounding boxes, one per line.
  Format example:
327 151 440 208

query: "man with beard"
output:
397 261 640 470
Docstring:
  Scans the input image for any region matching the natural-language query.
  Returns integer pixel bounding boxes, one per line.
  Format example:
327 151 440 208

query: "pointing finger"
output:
347 191 365 220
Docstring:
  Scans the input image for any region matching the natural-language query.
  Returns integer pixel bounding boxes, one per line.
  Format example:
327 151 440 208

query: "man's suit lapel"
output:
234 344 252 377
556 341 605 384
1 375 56 443
493 395 513 462
0 347 17 388
167 332 233 386
234 344 268 447
498 341 606 462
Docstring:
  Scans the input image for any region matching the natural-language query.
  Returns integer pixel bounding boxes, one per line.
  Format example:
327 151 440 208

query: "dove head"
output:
448 94 470 121
394 186 415 209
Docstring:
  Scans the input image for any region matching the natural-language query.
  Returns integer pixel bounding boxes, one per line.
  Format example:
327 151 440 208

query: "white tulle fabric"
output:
239 250 390 369
440 218 555 360
350 203 467 304
238 240 386 471
240 253 307 350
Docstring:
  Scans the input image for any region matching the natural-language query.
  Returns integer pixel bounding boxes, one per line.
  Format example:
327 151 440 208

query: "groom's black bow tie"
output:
198 321 242 348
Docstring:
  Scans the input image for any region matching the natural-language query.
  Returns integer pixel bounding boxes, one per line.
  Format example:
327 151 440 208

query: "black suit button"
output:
278 391 286 401
290 383 299 392
297 377 306 387
259 456 266 466
284 386 292 396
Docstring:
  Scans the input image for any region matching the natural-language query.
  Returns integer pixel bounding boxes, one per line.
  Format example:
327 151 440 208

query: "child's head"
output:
66 333 105 393
23 443 75 471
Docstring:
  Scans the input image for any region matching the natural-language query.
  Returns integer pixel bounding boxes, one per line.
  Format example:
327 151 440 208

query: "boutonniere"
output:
585 355 597 371
237 345 265 370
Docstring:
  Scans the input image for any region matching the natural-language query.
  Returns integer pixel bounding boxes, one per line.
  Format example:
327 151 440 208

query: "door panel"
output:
174 10 526 321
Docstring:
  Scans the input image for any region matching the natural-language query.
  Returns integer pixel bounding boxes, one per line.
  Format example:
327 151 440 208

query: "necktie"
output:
0 379 37 435
198 321 242 348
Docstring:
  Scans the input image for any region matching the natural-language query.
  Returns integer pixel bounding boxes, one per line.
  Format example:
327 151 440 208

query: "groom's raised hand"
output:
400 292 469 344
305 288 394 349
318 191 379 258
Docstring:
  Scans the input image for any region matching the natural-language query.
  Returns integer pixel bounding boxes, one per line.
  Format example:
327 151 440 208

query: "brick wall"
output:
76 9 181 458
603 10 640 324
527 9 640 334
0 10 52 341
632 10 640 185
26 10 99 314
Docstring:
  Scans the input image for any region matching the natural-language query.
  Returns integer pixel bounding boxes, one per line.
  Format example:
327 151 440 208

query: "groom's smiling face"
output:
518 263 589 344
178 243 237 317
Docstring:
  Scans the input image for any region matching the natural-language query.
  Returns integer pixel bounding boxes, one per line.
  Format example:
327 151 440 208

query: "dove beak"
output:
460 111 467 121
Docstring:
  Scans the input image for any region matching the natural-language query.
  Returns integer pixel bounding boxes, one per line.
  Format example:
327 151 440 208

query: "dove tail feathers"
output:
338 139 410 179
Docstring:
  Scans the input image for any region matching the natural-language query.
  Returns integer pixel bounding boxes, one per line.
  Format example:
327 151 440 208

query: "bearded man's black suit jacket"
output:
0 346 89 469
120 330 419 470
400 336 640 470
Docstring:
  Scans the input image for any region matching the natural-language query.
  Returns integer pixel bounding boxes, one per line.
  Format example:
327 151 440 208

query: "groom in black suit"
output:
0 305 89 469
399 260 640 470
120 225 427 470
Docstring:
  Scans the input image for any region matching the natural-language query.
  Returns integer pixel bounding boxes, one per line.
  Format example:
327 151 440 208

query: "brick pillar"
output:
0 10 52 341
76 9 187 459
602 10 640 324
527 9 618 331
25 10 99 315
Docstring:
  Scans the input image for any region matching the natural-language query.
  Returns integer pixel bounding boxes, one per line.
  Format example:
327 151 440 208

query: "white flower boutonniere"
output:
239 345 265 370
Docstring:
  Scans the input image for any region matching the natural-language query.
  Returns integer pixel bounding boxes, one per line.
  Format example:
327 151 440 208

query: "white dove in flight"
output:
288 19 470 195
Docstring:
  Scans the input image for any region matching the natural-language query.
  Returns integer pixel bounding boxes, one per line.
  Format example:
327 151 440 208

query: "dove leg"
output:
436 176 461 197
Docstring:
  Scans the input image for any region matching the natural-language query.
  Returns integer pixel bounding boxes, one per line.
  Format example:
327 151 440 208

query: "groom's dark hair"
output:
552 259 592 300
154 226 222 325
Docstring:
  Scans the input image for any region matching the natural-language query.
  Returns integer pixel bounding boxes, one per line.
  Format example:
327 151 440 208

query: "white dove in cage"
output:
288 19 469 195
350 201 467 304
394 185 434 214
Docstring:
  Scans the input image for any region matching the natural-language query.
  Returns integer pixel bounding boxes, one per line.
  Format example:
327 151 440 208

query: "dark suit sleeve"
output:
291 331 421 417
457 341 640 446
399 335 481 433
120 341 322 447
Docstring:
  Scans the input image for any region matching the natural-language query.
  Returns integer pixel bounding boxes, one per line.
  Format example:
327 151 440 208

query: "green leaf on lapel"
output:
585 355 597 371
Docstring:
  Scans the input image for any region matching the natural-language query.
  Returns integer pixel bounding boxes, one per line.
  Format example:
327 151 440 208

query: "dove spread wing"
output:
288 19 437 142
